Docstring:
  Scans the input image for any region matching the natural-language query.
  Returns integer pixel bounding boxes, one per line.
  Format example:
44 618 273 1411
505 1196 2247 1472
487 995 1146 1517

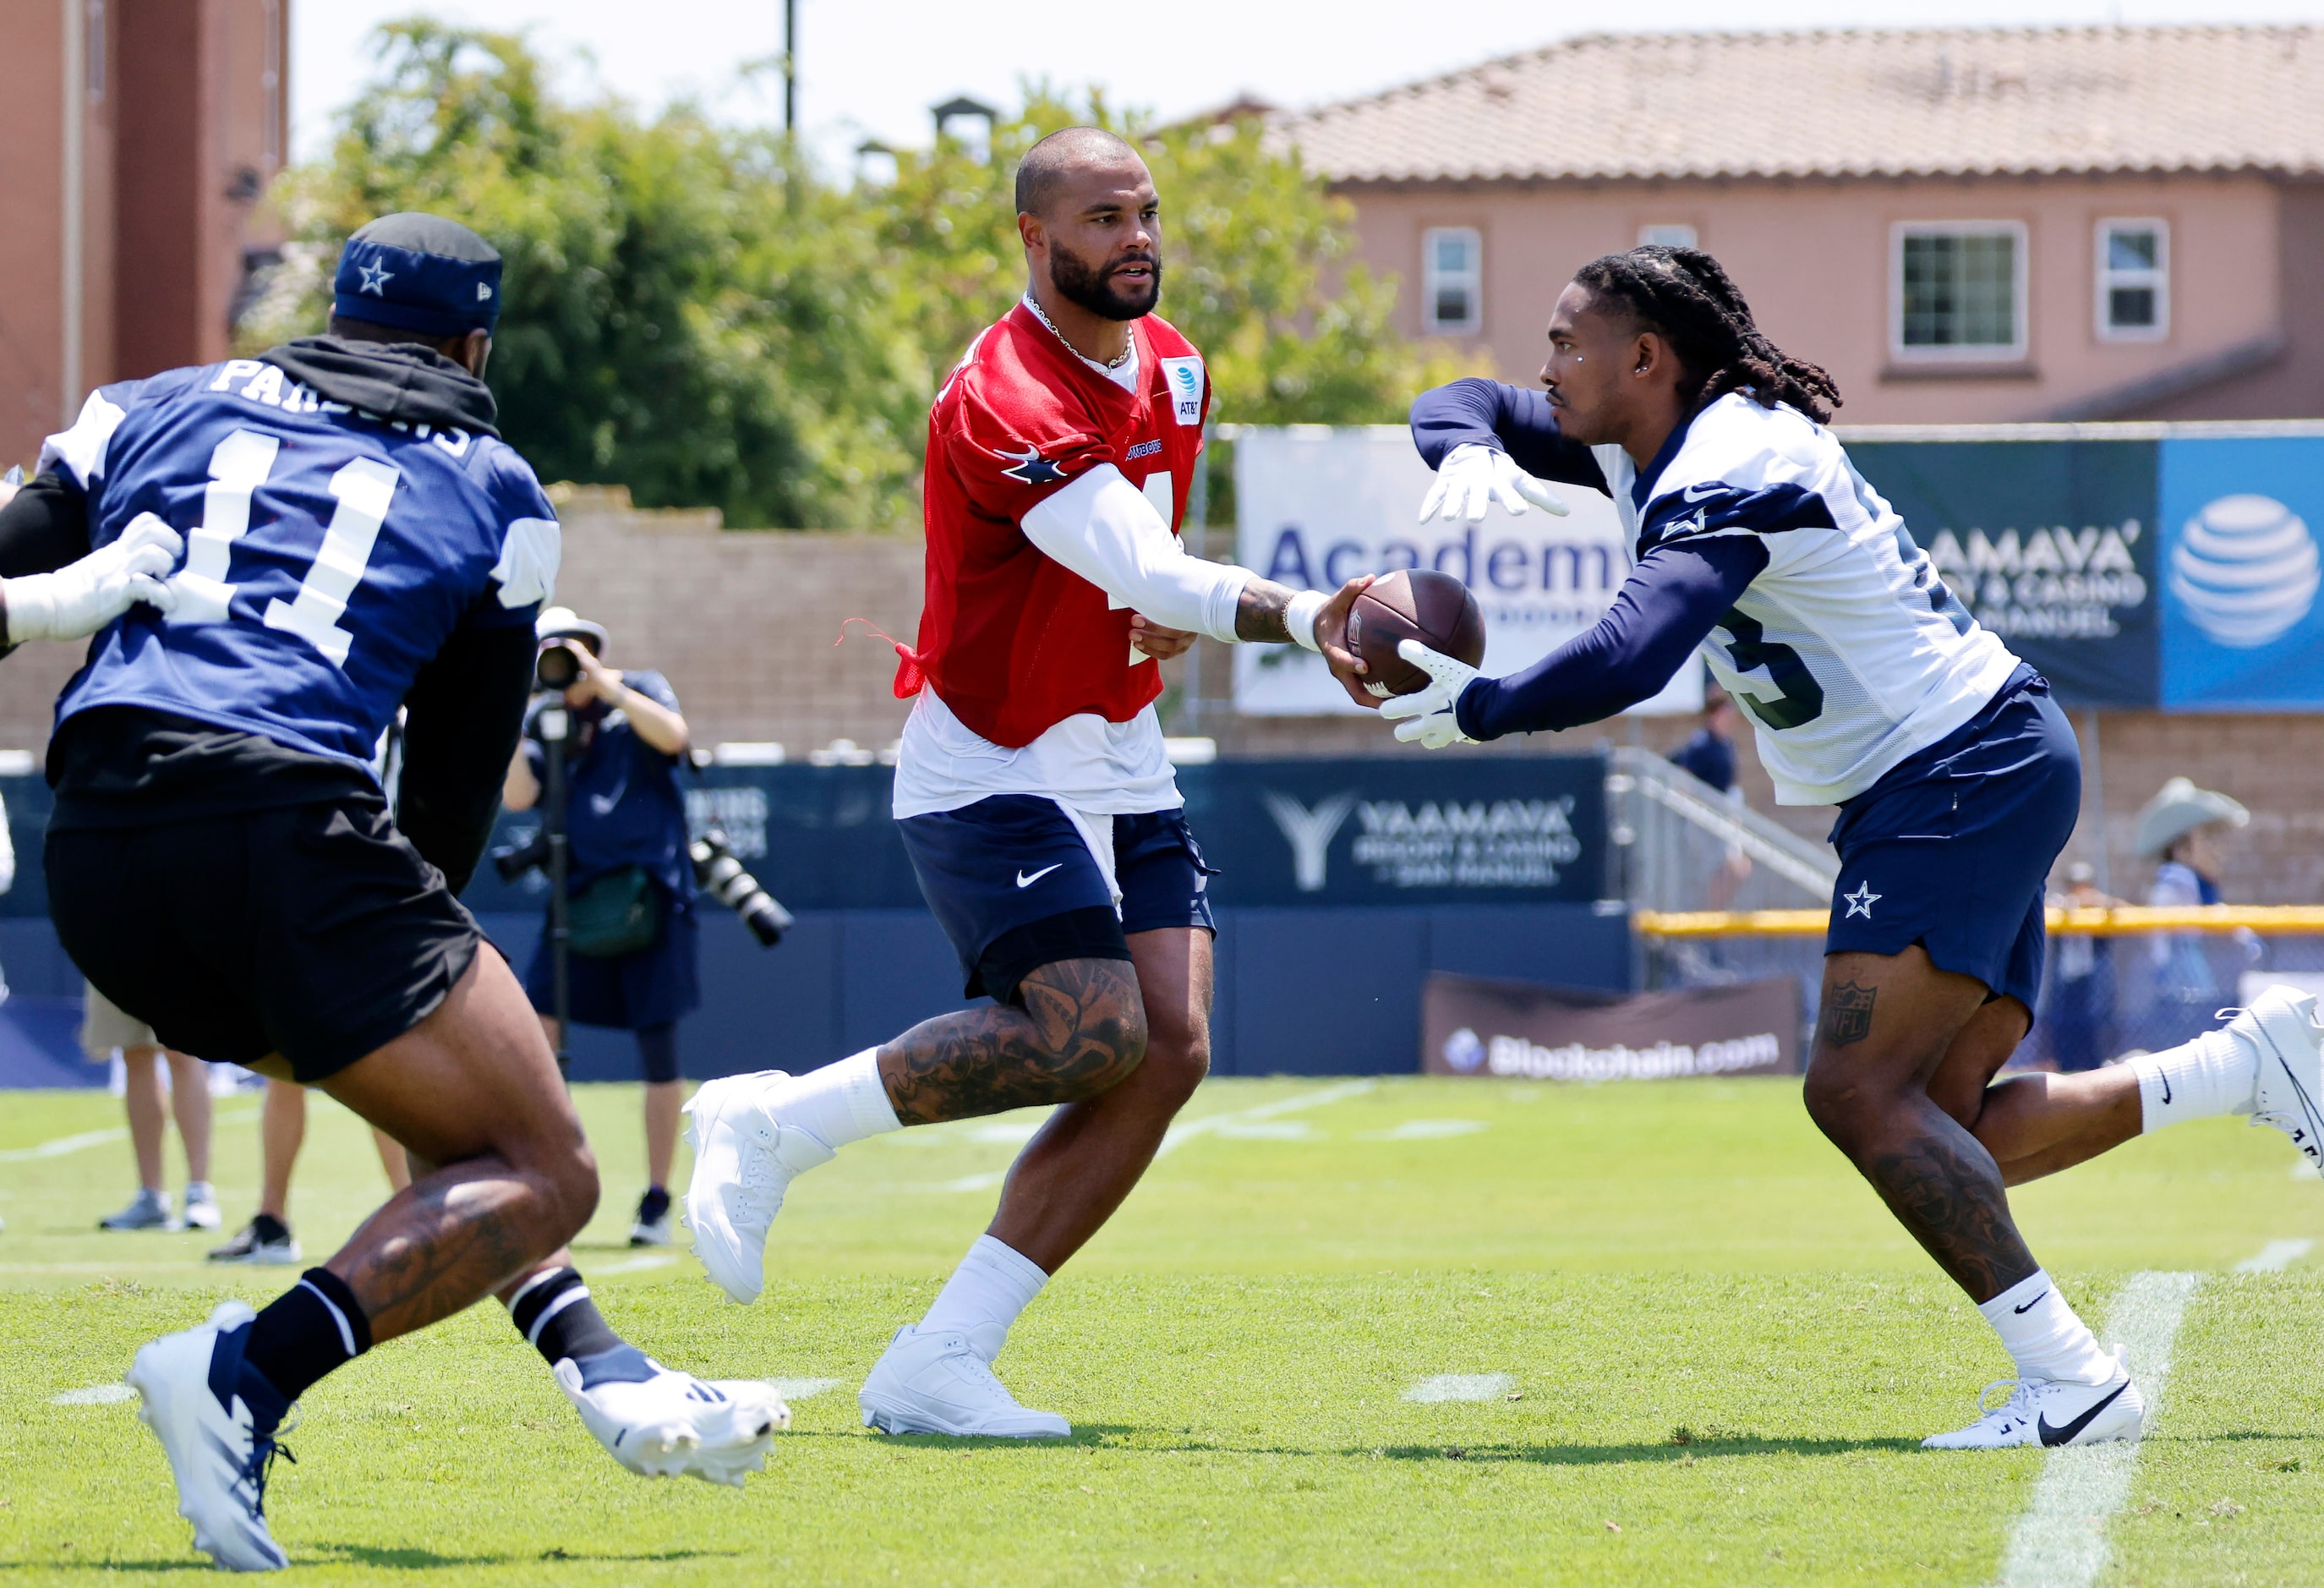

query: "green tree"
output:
256 31 1457 527
256 21 924 528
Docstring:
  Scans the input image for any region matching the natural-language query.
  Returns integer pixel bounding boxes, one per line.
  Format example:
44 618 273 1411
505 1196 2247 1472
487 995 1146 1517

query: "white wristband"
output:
1285 589 1328 652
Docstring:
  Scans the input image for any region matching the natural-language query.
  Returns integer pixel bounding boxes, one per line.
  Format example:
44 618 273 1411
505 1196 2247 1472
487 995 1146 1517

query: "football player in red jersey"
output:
686 128 1374 1436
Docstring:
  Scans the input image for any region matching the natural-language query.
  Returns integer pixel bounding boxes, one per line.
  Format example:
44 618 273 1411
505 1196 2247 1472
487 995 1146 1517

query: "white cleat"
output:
859 1325 1071 1439
1921 1351 2144 1450
681 1071 834 1305
555 1351 791 1487
2237 988 2324 1172
125 1301 293 1572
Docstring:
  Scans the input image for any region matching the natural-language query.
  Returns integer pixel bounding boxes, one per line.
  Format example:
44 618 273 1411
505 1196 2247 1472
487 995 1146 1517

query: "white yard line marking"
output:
2234 1238 2313 1273
50 1383 134 1405
769 1377 841 1401
590 1253 679 1276
2292 1161 2320 1181
1403 1373 1514 1404
0 1106 259 1165
1991 1271 2202 1588
1359 1120 1488 1142
1153 1080 1377 1160
1211 1120 1322 1142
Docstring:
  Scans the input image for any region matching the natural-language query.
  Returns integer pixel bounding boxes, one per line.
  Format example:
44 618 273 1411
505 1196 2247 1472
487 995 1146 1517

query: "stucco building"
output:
1277 25 2324 424
0 0 289 471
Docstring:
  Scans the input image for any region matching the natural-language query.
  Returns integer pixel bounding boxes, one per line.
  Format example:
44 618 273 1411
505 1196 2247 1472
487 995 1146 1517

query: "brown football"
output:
1342 569 1486 699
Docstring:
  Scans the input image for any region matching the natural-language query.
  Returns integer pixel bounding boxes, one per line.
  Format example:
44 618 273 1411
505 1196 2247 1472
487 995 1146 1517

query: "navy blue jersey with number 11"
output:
40 358 560 768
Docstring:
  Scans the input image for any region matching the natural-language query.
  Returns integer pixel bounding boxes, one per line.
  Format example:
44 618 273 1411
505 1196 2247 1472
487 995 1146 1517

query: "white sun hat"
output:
535 605 609 654
2133 776 2249 860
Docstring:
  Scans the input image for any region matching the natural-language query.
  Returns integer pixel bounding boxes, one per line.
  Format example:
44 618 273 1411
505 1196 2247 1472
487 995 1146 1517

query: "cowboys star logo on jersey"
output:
995 444 1068 487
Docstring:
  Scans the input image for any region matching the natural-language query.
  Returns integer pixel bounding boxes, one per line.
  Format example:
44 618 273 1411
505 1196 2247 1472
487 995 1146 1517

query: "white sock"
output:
2132 1025 2257 1131
770 1049 900 1150
917 1235 1048 1363
1980 1269 2115 1387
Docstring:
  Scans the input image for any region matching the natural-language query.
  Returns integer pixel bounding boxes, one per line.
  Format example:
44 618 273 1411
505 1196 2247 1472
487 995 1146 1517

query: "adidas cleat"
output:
126 1301 293 1572
554 1346 790 1487
1921 1350 2143 1450
2238 987 2324 1173
859 1324 1070 1439
681 1071 834 1304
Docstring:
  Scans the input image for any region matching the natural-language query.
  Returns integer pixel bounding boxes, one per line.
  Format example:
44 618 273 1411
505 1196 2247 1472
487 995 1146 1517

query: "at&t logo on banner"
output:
2160 440 2324 707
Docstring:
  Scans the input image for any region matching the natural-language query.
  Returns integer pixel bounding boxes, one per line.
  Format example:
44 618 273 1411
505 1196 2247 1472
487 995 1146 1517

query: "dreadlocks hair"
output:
1572 246 1843 424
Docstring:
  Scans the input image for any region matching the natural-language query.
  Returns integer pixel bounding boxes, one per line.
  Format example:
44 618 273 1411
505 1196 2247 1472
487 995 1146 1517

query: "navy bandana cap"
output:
332 237 503 338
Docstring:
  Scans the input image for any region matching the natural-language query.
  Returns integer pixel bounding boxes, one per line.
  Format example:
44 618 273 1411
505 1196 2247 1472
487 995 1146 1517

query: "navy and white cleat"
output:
681 1071 834 1304
1921 1350 2143 1450
554 1346 790 1487
2236 987 2324 1172
859 1325 1070 1439
126 1301 294 1572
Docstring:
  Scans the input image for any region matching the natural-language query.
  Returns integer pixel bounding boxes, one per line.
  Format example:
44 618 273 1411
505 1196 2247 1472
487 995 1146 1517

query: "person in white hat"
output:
2136 776 2254 1046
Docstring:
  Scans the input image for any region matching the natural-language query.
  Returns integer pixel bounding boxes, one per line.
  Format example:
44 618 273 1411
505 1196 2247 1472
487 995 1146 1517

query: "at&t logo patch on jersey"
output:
1160 357 1204 426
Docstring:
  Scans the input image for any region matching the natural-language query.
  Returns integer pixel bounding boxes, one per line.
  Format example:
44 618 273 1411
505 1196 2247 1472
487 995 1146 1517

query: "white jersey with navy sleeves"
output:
1599 394 2021 805
41 359 560 769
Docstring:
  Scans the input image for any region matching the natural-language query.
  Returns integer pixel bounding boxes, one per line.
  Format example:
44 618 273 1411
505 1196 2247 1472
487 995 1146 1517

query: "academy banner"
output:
1231 425 1702 717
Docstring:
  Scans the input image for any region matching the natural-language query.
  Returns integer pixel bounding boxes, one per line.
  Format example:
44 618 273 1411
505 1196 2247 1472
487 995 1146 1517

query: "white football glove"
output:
1418 442 1570 523
3 512 181 644
1378 638 1481 749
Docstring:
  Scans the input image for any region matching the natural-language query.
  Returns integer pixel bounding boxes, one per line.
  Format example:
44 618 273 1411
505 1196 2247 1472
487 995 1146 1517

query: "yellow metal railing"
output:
1633 906 2324 939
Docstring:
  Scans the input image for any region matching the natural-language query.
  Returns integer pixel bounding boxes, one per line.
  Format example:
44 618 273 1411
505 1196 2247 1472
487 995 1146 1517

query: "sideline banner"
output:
2157 438 2324 709
1844 438 2157 707
1232 425 1701 717
1422 973 1801 1080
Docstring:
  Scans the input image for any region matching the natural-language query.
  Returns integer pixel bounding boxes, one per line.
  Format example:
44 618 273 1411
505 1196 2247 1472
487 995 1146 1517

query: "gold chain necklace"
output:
1024 294 1136 370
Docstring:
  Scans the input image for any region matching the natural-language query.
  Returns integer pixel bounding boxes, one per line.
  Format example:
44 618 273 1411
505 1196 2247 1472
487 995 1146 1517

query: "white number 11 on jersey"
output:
167 425 398 668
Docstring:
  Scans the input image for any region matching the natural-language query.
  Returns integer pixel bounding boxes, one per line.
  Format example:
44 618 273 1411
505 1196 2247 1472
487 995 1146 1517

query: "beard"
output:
1051 244 1162 320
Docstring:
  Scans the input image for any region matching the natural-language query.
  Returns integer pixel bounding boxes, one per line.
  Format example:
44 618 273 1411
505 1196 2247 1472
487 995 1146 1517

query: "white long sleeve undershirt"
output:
1019 463 1250 643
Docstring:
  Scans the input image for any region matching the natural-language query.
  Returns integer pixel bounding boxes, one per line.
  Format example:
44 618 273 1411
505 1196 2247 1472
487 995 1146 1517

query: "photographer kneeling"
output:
503 608 698 1246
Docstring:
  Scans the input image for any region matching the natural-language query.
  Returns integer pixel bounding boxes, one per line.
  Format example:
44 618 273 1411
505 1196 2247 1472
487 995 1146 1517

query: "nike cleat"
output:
554 1346 790 1487
681 1071 834 1304
629 1187 673 1248
209 1214 302 1266
859 1325 1071 1439
1921 1350 2143 1450
2236 988 2324 1172
126 1301 294 1572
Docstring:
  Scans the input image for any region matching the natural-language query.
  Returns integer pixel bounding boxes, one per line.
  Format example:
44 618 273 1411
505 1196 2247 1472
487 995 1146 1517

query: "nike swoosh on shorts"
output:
1015 864 1063 889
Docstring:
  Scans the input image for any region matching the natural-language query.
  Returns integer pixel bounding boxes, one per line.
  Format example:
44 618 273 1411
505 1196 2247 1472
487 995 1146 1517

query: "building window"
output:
2095 219 2168 341
1638 223 1697 249
1422 227 1482 335
1893 222 2027 359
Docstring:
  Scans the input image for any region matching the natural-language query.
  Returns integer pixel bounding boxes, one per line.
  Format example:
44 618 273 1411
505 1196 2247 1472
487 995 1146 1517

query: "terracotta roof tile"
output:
1275 26 2324 183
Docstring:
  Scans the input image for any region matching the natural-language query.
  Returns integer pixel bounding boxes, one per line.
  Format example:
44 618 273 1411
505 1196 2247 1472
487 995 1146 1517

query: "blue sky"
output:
295 1 2324 174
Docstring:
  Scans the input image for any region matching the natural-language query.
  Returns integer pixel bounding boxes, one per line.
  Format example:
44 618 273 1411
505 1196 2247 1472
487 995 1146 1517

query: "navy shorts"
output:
1825 666 2081 1010
898 796 1217 1003
523 884 701 1032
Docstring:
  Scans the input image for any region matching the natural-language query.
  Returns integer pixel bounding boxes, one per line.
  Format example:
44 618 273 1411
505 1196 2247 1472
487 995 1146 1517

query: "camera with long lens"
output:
490 828 550 883
535 638 585 691
692 825 791 947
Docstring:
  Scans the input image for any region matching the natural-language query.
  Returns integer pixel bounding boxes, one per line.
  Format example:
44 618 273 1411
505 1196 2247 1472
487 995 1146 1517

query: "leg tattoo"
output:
1865 1125 2039 1300
880 959 1145 1125
1821 981 1878 1048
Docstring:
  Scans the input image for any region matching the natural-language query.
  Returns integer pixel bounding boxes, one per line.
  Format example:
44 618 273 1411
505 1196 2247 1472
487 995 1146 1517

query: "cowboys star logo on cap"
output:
996 444 1068 486
358 260 395 296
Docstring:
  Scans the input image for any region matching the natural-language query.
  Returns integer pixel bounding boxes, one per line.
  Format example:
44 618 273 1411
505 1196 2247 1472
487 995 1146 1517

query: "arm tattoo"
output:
1233 579 1296 644
1864 1128 2039 1300
1820 981 1878 1048
879 957 1146 1125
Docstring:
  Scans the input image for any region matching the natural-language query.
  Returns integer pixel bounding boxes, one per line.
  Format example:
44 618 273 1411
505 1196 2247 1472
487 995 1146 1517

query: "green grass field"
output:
4 1075 2321 1585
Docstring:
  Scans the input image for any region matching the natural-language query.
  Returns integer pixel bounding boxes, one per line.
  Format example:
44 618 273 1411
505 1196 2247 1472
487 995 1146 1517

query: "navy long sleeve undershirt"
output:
1409 377 1606 490
1454 533 1768 742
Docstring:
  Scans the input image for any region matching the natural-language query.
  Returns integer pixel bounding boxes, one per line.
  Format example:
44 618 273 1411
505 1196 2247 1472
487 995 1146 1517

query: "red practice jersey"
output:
900 303 1211 748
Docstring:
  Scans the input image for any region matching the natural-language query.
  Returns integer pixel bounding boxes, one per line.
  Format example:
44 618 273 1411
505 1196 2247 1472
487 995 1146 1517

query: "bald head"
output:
1014 126 1143 217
